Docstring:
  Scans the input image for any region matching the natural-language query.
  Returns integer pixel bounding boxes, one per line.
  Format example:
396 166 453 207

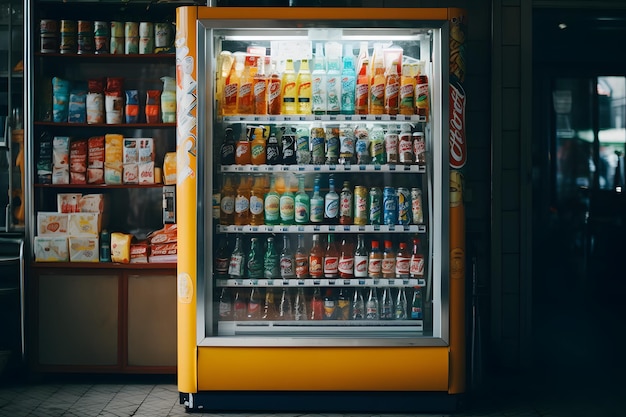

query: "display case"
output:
176 6 467 412
24 0 197 373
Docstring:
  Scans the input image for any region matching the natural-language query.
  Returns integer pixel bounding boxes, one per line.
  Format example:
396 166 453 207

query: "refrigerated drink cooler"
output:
176 6 467 412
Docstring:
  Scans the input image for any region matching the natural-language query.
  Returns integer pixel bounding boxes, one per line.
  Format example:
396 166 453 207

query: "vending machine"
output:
176 6 467 412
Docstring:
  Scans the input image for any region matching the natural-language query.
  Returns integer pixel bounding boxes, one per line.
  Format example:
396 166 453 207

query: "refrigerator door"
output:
178 7 450 348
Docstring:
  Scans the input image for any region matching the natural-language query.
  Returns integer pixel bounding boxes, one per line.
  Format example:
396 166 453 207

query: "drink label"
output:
339 193 352 217
324 197 339 219
310 199 324 223
324 299 336 319
234 195 249 214
220 196 234 215
228 254 244 277
309 255 323 277
280 256 295 278
219 300 232 318
250 195 263 215
396 256 410 276
338 256 354 276
295 254 309 277
264 194 279 221
366 302 378 319
382 258 396 276
410 255 425 277
279 195 295 222
251 144 264 159
324 256 339 276
216 257 229 275
294 200 309 223
354 255 368 277
368 257 382 276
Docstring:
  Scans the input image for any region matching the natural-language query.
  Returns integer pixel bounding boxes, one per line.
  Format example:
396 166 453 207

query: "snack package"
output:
34 236 69 262
69 236 99 262
37 212 69 235
57 193 81 213
163 151 176 185
111 232 133 263
68 212 100 236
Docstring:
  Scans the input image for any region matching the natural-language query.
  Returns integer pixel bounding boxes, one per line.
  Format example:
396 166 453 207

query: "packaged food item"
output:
111 232 133 263
130 241 149 263
163 151 176 185
105 90 123 124
138 138 154 162
67 88 86 123
145 90 161 123
161 76 176 122
78 194 105 213
123 163 138 184
57 193 81 213
138 162 154 184
69 236 99 262
87 136 105 184
86 78 105 124
148 223 177 244
104 134 123 163
69 139 87 184
52 77 70 123
52 136 70 184
104 162 123 185
34 236 69 262
125 90 139 123
37 212 69 235
37 132 53 184
123 138 138 163
68 212 100 236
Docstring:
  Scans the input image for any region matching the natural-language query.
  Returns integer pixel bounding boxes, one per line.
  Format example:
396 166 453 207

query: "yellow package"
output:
105 134 123 164
163 152 176 185
111 232 132 263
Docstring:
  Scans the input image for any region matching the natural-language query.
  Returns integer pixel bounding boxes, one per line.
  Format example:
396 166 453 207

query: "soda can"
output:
368 187 382 225
383 186 398 225
411 187 424 224
353 186 368 225
396 187 410 225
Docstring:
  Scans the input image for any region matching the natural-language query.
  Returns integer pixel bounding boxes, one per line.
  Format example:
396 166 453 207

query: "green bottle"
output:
247 237 263 279
279 185 295 225
264 175 280 225
294 175 310 225
264 236 280 278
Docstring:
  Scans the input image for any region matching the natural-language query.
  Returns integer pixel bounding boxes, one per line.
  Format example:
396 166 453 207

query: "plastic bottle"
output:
311 43 327 115
234 174 251 225
325 126 340 165
369 124 385 165
398 123 415 165
280 235 295 279
369 55 385 114
411 287 423 320
250 174 265 226
382 240 396 278
295 127 311 165
415 71 429 121
294 175 310 225
339 180 353 225
252 56 268 115
249 174 265 226
325 42 342 115
324 176 339 224
399 63 416 115
296 58 312 114
384 60 400 115
394 287 408 320
355 58 369 115
351 288 365 320
279 180 295 225
413 131 426 167
365 287 379 320
267 61 282 115
380 287 394 320
295 234 309 279
218 287 233 320
219 174 235 225
281 58 297 115
310 287 324 320
263 236 279 279
338 124 355 165
247 237 263 279
246 287 262 319
354 234 368 279
309 177 324 224
323 288 337 320
384 126 399 165
367 240 382 279
214 236 230 278
340 44 356 115
410 237 425 279
264 175 280 225
237 59 254 114
309 233 324 278
324 233 339 278
223 53 242 115
250 126 266 165
354 124 370 165
281 126 297 165
395 241 411 279
235 130 251 165
160 76 176 122
338 236 354 278
220 127 235 166
265 129 281 165
294 287 308 321
99 229 111 262
310 124 326 165
228 234 246 278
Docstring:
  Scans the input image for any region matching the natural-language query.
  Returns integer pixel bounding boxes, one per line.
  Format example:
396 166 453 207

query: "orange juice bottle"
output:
223 53 243 115
369 57 385 115
267 60 282 115
281 58 297 115
249 174 266 226
250 126 266 165
252 57 268 115
237 56 254 114
384 60 400 115
234 174 251 225
355 58 369 115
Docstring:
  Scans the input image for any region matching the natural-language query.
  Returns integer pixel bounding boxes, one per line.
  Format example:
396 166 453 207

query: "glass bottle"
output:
280 235 295 279
220 126 235 165
222 53 240 115
296 58 312 114
410 237 425 279
310 287 324 320
250 125 266 165
233 288 247 320
354 124 370 165
219 174 235 225
311 43 327 115
336 288 350 320
228 234 246 279
365 287 379 320
355 57 369 115
262 288 277 320
384 60 400 115
394 287 408 320
395 241 411 279
379 286 393 320
267 60 282 115
323 233 339 279
411 287 423 320
351 288 365 320
367 239 382 279
279 182 295 225
382 240 396 279
246 287 262 320
294 175 310 225
246 237 263 279
218 287 233 320
399 63 416 116
339 180 353 225
281 58 297 115
252 56 268 115
295 234 309 279
326 52 341 115
234 174 251 225
264 175 280 225
324 176 339 224
278 287 293 320
308 233 324 278
398 124 415 165
369 56 385 115
338 236 354 279
215 236 230 279
249 174 265 226
294 287 308 321
281 126 297 165
235 130 251 165
237 59 254 114
266 130 281 165
309 177 324 224
323 288 337 320
369 124 385 165
340 44 356 115
263 236 279 279
354 234 368 279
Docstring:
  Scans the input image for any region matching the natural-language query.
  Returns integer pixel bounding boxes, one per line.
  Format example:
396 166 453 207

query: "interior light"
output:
558 23 567 30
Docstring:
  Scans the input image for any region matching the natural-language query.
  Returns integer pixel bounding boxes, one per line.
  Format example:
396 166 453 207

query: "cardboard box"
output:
69 236 99 262
57 193 82 213
37 212 69 235
34 236 69 262
68 212 100 236
130 242 149 263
